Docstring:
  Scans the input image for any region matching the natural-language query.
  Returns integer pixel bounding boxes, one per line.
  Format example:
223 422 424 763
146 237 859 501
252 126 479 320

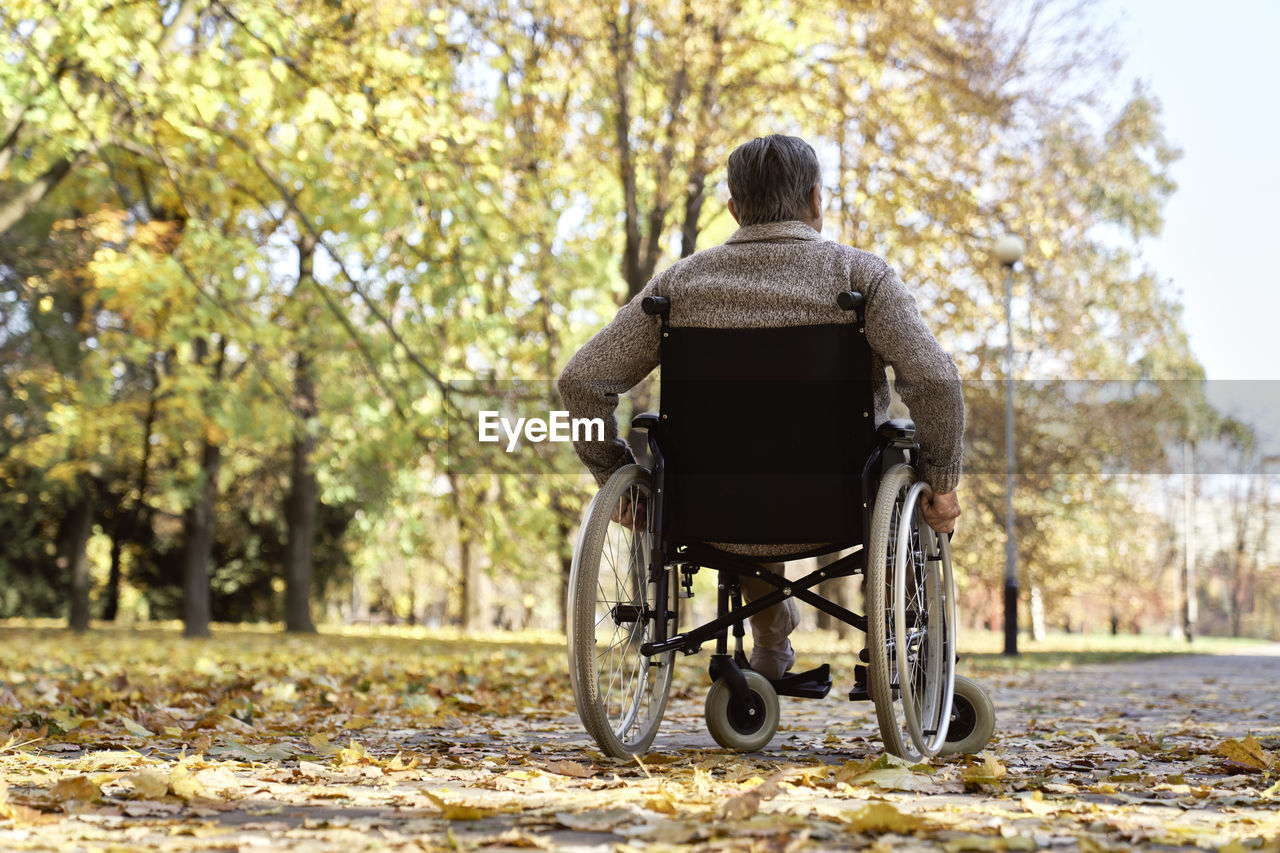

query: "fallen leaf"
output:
308 732 341 755
1216 735 1275 772
644 791 679 814
50 775 101 803
543 759 595 778
842 801 923 834
423 790 500 820
485 829 552 849
168 764 207 801
335 739 372 767
963 754 1008 791
839 755 936 792
124 770 170 800
120 715 155 737
386 752 421 772
718 774 782 821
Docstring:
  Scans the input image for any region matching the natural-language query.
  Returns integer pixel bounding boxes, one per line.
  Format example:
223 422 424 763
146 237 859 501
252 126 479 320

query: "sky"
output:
1098 0 1280 447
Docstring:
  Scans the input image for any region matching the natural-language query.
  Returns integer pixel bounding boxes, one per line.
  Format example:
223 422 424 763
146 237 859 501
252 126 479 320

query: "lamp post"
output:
994 233 1024 656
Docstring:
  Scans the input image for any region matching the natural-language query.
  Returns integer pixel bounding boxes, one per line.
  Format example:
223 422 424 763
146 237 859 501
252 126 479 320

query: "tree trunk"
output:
58 489 94 633
459 534 475 628
284 349 318 633
102 534 123 621
283 233 320 632
182 438 221 638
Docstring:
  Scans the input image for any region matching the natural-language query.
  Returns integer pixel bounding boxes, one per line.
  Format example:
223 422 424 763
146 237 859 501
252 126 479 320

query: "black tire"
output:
567 465 675 758
704 670 780 752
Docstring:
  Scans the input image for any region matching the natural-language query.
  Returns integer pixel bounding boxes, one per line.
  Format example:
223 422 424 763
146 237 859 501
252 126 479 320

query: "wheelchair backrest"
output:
657 318 877 547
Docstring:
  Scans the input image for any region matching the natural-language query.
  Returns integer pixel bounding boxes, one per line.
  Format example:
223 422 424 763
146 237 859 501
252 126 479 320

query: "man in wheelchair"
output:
557 135 990 760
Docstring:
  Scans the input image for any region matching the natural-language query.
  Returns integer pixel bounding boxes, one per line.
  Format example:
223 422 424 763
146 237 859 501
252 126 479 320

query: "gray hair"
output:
726 135 820 226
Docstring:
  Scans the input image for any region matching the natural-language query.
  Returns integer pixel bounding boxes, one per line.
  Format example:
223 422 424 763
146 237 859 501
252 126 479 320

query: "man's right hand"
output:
921 490 960 534
611 494 647 532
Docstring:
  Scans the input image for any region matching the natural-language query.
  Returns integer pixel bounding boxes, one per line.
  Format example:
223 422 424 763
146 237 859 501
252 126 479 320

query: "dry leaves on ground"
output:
1 624 1278 851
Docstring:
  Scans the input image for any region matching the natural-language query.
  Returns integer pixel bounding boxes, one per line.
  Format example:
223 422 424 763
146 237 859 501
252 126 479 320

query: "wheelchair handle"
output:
837 290 865 312
642 296 671 316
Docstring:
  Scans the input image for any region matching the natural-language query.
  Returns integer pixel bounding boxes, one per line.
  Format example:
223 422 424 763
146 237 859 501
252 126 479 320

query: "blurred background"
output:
2 0 1276 641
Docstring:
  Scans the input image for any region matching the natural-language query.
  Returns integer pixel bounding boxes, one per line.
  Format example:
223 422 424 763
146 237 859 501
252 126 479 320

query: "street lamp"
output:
994 232 1024 656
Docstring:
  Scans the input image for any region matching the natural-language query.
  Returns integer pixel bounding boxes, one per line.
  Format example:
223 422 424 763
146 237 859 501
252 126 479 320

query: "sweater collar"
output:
725 220 823 244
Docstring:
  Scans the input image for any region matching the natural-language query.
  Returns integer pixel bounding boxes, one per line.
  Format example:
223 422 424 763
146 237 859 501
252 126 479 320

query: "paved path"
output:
6 647 1279 851
577 646 1280 758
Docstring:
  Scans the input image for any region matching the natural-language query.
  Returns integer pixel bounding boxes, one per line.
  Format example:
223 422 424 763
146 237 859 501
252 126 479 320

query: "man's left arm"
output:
556 281 663 486
863 264 965 498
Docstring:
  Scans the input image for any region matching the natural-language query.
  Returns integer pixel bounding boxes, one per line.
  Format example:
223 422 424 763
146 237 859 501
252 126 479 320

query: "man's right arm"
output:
556 282 663 486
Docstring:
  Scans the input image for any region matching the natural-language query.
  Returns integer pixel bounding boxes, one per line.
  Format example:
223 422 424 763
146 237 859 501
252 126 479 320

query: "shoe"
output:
749 639 795 681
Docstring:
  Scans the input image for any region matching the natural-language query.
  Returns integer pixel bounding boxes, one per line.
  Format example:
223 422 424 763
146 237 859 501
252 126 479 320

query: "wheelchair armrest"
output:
878 418 916 445
631 412 660 431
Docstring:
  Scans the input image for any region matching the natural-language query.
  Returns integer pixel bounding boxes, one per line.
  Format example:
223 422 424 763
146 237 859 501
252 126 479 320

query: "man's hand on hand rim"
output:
921 490 960 534
611 494 648 532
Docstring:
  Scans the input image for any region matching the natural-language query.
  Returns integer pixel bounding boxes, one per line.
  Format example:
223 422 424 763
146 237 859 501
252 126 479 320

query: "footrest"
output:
770 664 832 699
849 664 870 702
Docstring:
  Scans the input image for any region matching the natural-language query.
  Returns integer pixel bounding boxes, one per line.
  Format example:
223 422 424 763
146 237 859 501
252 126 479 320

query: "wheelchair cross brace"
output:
639 544 867 658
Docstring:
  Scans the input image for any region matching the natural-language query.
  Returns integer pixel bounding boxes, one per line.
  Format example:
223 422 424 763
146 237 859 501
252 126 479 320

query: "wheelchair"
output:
566 291 994 761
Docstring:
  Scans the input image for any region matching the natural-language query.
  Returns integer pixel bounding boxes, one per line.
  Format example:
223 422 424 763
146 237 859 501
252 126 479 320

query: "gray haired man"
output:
558 134 964 680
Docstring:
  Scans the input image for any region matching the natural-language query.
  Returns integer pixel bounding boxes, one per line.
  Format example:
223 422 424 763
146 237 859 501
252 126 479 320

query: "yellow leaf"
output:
842 801 922 834
962 754 1008 790
50 775 101 802
543 759 594 778
1216 735 1275 772
336 739 371 767
423 790 499 820
341 715 374 730
386 752 420 772
643 792 679 814
718 774 782 821
308 732 341 756
1020 793 1056 815
120 715 155 737
124 770 169 800
168 764 207 801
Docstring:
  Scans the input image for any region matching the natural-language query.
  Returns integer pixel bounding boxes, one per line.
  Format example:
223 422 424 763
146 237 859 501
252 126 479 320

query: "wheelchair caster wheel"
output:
704 669 780 752
940 675 995 755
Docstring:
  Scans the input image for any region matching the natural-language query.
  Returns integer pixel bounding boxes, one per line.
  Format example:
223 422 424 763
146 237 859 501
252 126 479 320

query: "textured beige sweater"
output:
558 220 965 503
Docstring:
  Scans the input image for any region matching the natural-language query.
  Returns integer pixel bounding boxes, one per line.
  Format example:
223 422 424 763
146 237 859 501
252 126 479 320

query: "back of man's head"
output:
726 135 820 226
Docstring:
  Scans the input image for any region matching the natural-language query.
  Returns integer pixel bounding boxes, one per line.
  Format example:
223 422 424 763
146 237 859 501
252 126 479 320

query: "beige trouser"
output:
739 561 800 648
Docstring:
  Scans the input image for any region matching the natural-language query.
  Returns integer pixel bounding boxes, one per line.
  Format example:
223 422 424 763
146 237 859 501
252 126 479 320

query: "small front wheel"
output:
704 670 780 752
940 675 996 755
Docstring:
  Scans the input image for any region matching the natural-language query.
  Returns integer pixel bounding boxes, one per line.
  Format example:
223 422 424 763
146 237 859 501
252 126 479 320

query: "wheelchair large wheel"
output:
866 464 956 761
567 464 675 758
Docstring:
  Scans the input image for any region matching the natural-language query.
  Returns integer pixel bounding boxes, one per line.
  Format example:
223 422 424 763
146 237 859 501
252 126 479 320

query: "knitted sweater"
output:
557 220 965 542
